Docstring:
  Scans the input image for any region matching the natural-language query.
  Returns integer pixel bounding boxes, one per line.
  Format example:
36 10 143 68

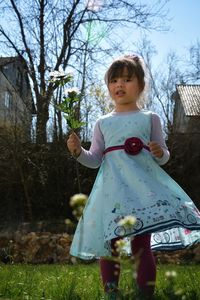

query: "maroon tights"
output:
99 234 156 296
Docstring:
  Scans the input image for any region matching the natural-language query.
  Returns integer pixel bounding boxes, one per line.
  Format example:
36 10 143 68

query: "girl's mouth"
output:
116 90 125 96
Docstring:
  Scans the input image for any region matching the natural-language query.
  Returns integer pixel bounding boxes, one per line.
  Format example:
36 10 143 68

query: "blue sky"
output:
149 0 200 62
96 0 200 77
1 1 199 73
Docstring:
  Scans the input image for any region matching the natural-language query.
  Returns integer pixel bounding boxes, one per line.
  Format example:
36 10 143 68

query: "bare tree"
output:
152 52 183 133
0 0 169 143
183 40 200 83
135 36 183 135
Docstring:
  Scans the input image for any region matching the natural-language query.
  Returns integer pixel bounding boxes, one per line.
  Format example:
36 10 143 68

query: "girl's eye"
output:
109 78 132 83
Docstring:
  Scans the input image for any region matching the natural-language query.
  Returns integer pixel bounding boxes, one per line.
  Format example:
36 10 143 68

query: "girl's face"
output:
108 67 142 111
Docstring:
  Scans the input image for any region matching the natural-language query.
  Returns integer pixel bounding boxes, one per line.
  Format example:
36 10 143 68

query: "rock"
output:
0 231 72 264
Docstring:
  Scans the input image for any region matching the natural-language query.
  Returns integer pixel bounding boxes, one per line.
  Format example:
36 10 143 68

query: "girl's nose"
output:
116 79 124 87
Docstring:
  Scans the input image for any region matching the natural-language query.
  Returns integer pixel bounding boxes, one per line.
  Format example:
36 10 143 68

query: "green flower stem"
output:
75 155 81 194
51 73 86 193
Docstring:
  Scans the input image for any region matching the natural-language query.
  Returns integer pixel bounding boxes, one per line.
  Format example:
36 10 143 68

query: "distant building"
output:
172 84 200 134
0 56 36 141
169 84 200 208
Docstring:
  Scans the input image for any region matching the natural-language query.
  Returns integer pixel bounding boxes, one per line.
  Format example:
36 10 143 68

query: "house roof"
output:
0 56 20 67
176 84 200 116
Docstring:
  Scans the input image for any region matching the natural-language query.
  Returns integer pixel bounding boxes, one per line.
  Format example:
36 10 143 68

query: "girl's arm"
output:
76 120 105 169
150 113 170 165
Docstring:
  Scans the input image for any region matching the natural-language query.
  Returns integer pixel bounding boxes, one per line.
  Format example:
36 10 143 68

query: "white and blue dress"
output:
70 110 200 259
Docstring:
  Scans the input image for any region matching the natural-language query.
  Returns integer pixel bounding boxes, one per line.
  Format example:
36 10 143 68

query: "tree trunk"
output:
57 87 63 143
36 95 49 144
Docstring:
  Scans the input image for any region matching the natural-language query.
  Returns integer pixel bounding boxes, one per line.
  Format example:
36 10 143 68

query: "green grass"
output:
0 261 200 300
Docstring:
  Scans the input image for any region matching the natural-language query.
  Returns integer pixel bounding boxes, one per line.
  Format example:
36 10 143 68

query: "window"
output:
4 91 13 110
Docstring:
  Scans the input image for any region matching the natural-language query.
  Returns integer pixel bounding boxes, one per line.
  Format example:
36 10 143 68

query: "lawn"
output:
0 261 199 299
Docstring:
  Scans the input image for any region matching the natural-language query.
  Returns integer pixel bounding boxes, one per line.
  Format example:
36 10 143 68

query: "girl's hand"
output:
148 141 164 158
67 132 82 157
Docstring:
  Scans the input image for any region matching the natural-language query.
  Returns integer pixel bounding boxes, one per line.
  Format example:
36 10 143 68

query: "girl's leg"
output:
131 234 156 297
99 238 121 293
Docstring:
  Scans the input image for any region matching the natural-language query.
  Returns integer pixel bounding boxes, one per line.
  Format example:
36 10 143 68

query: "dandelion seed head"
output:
118 215 136 228
132 271 137 279
71 257 77 264
165 270 177 278
115 239 126 248
171 270 177 277
165 271 171 277
70 193 88 207
64 218 72 225
115 239 127 255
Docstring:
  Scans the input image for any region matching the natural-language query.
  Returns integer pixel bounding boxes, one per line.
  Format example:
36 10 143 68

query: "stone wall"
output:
0 230 200 265
0 231 72 264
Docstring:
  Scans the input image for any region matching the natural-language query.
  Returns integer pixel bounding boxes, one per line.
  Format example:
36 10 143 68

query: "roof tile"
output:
176 84 200 116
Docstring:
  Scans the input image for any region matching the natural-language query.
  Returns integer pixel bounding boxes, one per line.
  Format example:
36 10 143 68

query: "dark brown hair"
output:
104 55 145 91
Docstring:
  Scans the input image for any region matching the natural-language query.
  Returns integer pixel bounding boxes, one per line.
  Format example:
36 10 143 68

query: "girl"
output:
67 55 200 298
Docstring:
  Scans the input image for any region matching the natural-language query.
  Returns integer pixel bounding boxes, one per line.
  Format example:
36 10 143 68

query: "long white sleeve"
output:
77 120 104 168
151 112 170 165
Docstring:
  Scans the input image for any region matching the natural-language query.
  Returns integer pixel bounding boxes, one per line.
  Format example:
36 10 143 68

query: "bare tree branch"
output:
9 0 39 98
0 0 170 143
